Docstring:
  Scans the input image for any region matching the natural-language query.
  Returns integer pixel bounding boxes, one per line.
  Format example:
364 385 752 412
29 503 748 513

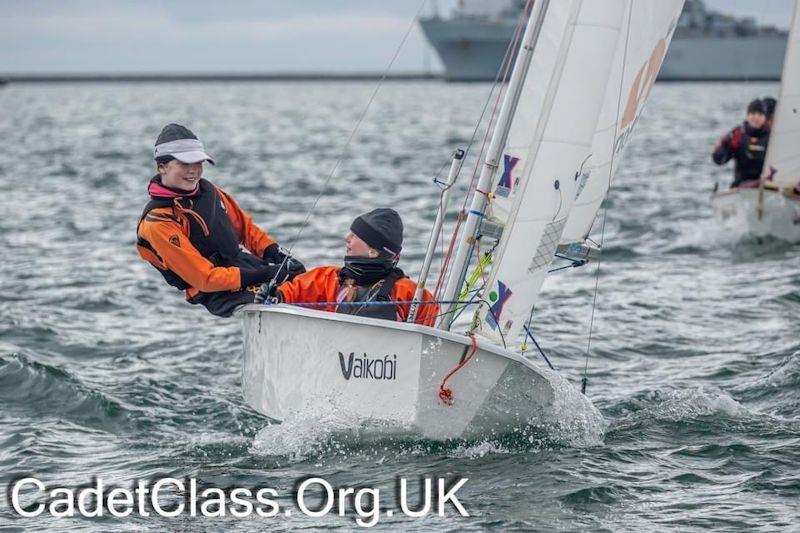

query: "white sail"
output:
765 0 800 188
474 0 685 346
561 1 685 244
470 1 625 345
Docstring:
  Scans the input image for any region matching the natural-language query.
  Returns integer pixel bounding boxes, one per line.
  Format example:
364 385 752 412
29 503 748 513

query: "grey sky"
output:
0 1 792 74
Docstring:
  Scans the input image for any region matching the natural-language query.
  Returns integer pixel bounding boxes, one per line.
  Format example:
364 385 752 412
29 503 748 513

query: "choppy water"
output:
1 81 798 531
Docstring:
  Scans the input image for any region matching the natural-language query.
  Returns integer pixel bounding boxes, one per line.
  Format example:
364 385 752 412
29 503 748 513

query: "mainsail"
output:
561 1 684 244
764 0 800 188
468 0 685 346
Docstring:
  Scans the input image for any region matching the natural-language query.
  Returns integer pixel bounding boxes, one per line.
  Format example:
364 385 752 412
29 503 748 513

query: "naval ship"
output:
420 0 788 81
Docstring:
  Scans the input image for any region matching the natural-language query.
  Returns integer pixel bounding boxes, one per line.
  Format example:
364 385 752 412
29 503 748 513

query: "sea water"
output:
0 81 798 531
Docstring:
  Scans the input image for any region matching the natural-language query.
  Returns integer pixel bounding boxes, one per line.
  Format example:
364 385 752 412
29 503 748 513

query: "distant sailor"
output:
136 123 304 317
711 99 770 189
259 208 439 325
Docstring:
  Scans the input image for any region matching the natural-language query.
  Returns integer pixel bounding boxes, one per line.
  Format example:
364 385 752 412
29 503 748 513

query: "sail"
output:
473 0 685 346
469 1 625 345
561 1 685 244
765 0 800 187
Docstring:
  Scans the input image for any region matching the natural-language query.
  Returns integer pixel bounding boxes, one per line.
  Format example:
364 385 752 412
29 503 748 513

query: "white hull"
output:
241 305 599 440
711 187 800 243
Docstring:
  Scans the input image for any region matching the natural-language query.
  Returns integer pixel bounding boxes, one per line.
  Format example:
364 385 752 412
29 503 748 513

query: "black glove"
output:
240 262 294 288
263 243 306 276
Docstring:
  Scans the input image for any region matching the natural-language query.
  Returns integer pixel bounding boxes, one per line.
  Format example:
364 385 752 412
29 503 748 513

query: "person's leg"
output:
190 287 259 317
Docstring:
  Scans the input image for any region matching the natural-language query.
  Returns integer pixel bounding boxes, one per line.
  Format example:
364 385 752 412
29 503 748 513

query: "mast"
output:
437 0 550 330
407 149 464 323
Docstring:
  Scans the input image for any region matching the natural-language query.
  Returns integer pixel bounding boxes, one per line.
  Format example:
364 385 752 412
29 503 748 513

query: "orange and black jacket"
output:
136 176 276 316
277 266 439 326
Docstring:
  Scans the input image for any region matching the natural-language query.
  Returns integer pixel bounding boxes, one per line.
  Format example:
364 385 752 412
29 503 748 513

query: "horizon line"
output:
0 71 445 83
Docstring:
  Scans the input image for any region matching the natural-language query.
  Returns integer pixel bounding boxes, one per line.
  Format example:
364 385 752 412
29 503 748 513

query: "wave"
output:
609 386 748 436
732 352 800 419
0 351 132 431
758 351 800 389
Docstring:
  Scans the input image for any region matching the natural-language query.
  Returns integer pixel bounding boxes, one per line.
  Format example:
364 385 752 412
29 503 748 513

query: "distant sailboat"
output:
711 0 800 243
240 0 685 440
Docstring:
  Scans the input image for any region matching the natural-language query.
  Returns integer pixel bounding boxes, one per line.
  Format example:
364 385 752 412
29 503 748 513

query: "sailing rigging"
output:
240 0 687 440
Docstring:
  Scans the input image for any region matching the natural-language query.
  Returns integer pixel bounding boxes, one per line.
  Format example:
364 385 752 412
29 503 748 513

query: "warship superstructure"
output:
420 0 788 81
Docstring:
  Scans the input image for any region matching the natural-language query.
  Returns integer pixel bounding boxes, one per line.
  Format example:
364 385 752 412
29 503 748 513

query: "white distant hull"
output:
711 187 800 243
240 305 598 440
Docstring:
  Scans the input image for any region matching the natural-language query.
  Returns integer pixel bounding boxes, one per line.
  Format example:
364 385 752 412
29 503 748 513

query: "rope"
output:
474 297 507 349
522 324 555 370
266 298 478 308
269 0 429 282
438 333 479 405
582 0 634 395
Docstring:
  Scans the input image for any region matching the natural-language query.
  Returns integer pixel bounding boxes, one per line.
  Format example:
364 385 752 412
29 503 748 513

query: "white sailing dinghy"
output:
711 0 800 243
241 0 685 440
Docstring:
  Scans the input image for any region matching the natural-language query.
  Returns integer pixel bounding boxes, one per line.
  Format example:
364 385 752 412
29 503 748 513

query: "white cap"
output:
154 138 215 165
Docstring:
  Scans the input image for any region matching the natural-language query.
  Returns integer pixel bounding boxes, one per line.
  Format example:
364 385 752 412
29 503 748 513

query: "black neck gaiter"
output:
340 256 404 286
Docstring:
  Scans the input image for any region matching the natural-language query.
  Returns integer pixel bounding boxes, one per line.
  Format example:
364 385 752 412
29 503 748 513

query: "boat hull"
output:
419 17 787 82
711 187 800 242
241 305 596 440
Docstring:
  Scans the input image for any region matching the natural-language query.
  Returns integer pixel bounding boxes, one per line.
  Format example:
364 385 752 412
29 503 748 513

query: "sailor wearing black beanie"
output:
264 208 439 326
349 208 404 257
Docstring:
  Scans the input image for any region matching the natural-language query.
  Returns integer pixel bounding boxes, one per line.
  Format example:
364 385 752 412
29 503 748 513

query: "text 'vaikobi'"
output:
337 352 397 380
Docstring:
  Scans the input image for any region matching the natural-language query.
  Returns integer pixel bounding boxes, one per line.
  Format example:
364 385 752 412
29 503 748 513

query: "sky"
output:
0 0 793 74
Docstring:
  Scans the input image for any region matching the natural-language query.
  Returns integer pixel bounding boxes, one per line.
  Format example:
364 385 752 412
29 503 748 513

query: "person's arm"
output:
217 186 305 277
712 128 737 165
217 187 276 257
138 211 274 291
277 266 339 312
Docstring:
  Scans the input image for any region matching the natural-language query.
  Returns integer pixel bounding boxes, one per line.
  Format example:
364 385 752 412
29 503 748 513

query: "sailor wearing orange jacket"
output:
137 123 304 317
263 208 439 326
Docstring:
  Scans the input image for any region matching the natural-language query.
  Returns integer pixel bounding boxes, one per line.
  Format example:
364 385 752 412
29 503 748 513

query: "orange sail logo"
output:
620 38 667 130
613 18 677 154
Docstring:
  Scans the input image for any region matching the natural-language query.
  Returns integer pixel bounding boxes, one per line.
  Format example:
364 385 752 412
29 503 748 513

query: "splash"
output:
538 368 607 448
249 398 417 463
448 440 512 459
248 369 607 464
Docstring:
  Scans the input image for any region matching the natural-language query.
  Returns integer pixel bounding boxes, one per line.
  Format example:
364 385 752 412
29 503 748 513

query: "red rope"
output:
438 333 479 406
